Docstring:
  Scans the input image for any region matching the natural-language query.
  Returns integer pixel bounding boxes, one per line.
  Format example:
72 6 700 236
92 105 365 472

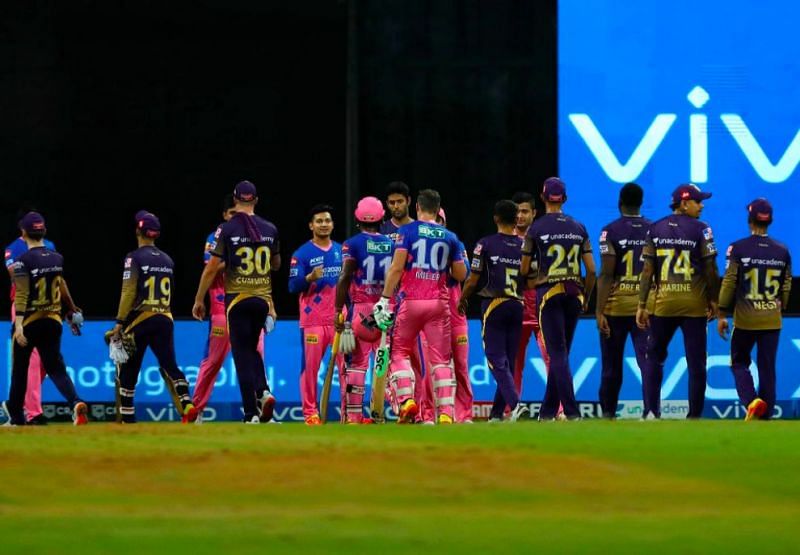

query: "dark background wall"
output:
0 0 347 318
0 0 558 319
355 0 556 250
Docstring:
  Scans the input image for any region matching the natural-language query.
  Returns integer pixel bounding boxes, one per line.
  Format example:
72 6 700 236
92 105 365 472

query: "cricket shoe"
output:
437 414 454 425
244 415 260 424
509 403 530 422
397 399 418 424
181 403 199 424
72 402 89 426
258 392 276 423
305 414 322 426
194 412 204 425
488 417 503 423
461 419 474 424
26 414 48 426
745 398 768 421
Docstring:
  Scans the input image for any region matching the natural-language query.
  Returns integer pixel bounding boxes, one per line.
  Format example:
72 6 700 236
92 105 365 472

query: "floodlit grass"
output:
1 421 798 554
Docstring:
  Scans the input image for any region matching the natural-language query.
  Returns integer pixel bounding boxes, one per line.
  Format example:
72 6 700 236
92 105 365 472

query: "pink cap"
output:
355 196 384 223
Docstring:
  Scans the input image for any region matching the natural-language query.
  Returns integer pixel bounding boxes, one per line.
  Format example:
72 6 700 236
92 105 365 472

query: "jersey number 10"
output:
411 239 450 271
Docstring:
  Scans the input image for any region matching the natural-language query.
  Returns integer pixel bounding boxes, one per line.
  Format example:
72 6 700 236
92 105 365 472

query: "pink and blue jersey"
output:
5 237 56 302
342 232 394 304
204 228 227 316
395 221 464 301
288 241 343 328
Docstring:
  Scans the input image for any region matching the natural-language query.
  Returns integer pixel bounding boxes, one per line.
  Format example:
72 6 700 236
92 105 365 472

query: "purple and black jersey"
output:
599 215 652 316
470 233 524 299
719 235 791 330
13 246 65 323
379 219 405 243
210 214 279 302
116 246 175 325
522 212 592 293
642 214 716 317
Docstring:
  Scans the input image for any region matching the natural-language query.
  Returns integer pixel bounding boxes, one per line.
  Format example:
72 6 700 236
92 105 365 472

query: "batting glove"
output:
339 322 356 354
372 296 394 331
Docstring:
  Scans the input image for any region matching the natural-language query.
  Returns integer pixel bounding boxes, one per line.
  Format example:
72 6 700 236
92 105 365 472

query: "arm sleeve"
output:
287 252 309 294
209 226 225 259
599 228 616 257
115 257 140 324
718 245 738 310
470 240 486 274
13 261 29 316
699 225 718 259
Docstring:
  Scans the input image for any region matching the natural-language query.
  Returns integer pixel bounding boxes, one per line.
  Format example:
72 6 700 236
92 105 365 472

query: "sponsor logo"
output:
703 227 714 240
569 85 800 183
122 271 131 279
305 334 319 344
366 240 391 254
419 225 445 239
211 326 225 337
456 335 468 345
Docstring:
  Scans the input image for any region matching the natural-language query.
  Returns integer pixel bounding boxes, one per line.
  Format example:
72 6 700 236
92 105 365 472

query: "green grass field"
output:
1 421 798 554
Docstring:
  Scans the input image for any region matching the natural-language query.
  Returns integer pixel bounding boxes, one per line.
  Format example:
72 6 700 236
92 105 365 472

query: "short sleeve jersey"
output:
342 232 394 304
642 214 717 317
13 246 65 324
210 214 280 303
522 213 592 294
719 235 791 330
470 233 524 299
394 220 464 301
598 215 652 316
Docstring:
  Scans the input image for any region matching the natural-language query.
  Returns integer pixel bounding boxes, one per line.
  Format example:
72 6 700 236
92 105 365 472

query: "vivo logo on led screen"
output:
569 85 800 184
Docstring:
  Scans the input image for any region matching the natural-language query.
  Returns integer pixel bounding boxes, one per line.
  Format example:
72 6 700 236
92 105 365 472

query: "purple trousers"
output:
730 327 779 420
643 316 707 419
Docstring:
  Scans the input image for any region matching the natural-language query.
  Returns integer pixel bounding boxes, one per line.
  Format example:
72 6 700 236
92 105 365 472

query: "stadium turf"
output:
0 421 798 554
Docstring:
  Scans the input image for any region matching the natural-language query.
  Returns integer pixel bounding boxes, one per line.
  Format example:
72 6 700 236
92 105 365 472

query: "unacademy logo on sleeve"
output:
569 86 800 183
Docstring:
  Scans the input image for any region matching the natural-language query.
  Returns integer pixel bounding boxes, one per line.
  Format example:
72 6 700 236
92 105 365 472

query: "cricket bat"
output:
320 329 341 424
369 328 390 423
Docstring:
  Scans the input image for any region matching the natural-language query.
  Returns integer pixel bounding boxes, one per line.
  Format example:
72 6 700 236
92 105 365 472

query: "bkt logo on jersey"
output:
569 86 800 183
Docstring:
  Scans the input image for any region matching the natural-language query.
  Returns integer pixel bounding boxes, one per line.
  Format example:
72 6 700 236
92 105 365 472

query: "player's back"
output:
646 214 716 317
473 233 524 299
15 246 65 318
396 220 462 301
343 231 393 304
214 214 279 300
721 235 791 330
126 245 175 315
5 237 56 301
600 215 652 315
526 212 590 291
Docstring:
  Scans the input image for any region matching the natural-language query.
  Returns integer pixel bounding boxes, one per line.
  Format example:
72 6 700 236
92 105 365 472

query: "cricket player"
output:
380 181 415 241
510 191 549 399
4 212 88 426
288 204 344 425
436 208 473 423
379 180 430 422
334 196 393 423
637 184 719 419
595 183 651 418
458 200 528 422
373 189 467 424
193 181 279 424
4 211 58 424
718 198 791 420
192 194 268 421
521 177 595 420
114 211 196 423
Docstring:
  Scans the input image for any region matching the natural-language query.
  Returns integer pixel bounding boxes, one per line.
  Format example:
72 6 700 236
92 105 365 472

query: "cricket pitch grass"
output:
1 421 798 554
